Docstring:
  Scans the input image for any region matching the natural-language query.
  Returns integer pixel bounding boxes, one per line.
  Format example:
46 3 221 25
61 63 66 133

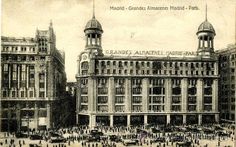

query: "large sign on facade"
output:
104 49 197 57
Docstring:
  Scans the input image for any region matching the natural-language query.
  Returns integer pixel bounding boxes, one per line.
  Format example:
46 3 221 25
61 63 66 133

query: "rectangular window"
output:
39 83 45 88
97 96 108 104
12 91 16 97
4 64 8 71
130 70 133 74
115 105 125 112
39 92 45 98
97 106 108 112
29 81 35 87
3 91 7 97
132 96 142 103
81 96 88 103
39 73 45 80
21 91 24 98
21 72 26 81
132 105 142 112
39 110 47 117
30 74 34 79
21 65 26 71
30 91 34 97
38 102 46 108
12 72 17 80
13 64 17 71
115 96 124 103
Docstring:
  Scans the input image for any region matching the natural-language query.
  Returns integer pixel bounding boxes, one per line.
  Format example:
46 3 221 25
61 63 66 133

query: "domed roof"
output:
197 20 215 35
84 16 103 32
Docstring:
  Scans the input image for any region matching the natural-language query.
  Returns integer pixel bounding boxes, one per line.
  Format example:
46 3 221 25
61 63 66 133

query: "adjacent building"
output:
64 82 77 126
217 44 236 123
76 11 220 127
1 22 67 132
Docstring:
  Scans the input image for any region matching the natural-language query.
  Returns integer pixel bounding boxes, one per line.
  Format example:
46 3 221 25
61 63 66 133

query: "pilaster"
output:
181 78 188 112
142 78 149 112
165 78 172 112
108 77 115 113
197 79 203 112
125 78 131 112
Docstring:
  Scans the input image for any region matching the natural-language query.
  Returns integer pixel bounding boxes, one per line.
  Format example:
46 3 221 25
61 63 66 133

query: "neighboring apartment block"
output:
1 22 66 132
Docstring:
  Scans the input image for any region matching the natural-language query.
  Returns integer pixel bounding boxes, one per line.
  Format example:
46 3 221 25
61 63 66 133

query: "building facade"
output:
1 22 67 132
76 12 220 127
217 44 236 123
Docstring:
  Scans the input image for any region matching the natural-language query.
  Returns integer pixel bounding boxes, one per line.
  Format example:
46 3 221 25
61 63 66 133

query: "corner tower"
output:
196 5 216 57
84 1 103 56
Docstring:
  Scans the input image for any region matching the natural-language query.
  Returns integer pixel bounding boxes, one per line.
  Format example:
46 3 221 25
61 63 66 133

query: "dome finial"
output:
205 4 208 21
93 0 95 18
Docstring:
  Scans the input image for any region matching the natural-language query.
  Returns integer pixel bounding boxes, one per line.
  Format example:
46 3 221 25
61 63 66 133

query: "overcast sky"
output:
2 0 235 82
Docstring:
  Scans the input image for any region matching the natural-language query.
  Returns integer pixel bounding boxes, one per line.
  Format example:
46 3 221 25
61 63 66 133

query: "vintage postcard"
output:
1 0 235 147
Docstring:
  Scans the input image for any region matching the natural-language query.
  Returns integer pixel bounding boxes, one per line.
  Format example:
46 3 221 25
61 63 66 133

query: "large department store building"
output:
1 22 67 132
76 11 219 127
217 44 236 123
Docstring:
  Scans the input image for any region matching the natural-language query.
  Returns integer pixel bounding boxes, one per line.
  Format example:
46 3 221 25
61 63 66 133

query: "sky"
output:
1 0 235 82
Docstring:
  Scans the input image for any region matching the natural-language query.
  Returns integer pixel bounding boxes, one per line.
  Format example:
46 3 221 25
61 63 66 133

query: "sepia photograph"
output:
1 0 235 146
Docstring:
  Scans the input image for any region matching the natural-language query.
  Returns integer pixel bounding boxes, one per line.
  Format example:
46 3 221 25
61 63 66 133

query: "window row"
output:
2 46 36 52
95 69 215 76
96 60 215 70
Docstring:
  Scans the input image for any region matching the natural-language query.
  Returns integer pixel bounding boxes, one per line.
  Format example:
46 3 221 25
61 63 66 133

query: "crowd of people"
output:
0 123 235 147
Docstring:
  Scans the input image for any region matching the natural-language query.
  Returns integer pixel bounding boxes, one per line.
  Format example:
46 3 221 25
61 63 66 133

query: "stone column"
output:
108 77 115 113
35 64 39 98
203 38 205 48
86 35 88 46
214 61 219 76
16 103 21 132
88 77 96 112
76 79 81 125
95 34 98 45
198 38 200 48
89 115 96 128
100 37 102 46
26 65 29 89
18 65 20 89
181 78 188 113
142 78 149 112
198 114 202 125
7 103 11 132
34 103 38 130
207 36 210 48
197 79 203 112
165 78 172 112
44 69 47 98
9 64 11 89
110 115 113 127
46 102 51 129
215 114 219 123
90 34 92 45
144 115 148 125
127 115 131 126
167 114 170 124
212 79 218 112
125 78 131 112
212 39 214 48
183 114 186 124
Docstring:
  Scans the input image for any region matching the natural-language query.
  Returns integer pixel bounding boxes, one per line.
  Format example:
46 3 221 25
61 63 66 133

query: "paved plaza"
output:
0 124 235 147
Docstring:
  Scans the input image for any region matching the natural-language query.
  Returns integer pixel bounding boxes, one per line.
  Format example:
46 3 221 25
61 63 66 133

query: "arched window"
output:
81 61 88 69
